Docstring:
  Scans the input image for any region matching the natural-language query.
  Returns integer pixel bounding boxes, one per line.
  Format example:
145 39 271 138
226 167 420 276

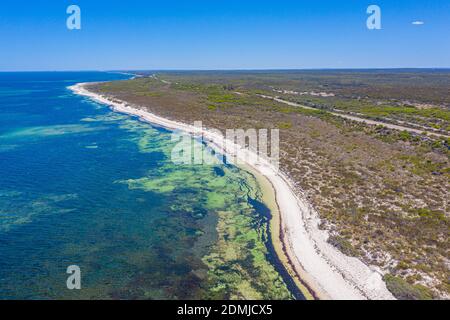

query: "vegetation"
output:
383 274 433 300
90 69 450 299
328 235 359 257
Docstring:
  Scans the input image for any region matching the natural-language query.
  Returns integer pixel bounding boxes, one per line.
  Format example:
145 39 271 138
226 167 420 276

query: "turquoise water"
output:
0 72 298 299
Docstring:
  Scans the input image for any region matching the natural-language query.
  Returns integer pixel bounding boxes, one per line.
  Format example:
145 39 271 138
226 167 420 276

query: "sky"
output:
0 0 449 71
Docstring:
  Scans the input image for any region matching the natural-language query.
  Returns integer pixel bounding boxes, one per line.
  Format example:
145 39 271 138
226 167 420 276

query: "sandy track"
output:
259 95 449 139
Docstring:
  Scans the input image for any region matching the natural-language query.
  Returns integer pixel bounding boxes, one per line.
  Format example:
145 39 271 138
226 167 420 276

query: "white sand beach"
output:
69 82 395 300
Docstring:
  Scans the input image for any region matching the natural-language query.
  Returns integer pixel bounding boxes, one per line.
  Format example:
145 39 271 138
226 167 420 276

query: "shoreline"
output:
244 163 316 300
69 81 395 300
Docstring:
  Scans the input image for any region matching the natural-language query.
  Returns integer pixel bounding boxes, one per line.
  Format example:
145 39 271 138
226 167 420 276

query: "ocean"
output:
0 72 297 299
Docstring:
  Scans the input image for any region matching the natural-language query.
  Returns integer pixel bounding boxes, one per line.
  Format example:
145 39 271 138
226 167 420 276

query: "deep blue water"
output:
0 72 295 299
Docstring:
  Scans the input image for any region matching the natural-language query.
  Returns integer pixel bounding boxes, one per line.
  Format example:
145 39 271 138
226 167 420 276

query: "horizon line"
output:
1 67 450 73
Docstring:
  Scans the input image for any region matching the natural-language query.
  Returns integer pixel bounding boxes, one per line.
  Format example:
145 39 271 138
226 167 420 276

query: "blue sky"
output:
1 0 449 71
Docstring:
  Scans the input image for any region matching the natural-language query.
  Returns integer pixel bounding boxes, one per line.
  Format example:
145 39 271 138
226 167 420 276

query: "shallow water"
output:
0 72 295 299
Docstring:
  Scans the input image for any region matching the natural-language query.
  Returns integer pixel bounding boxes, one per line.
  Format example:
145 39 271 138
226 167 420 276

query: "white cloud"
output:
412 21 425 25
